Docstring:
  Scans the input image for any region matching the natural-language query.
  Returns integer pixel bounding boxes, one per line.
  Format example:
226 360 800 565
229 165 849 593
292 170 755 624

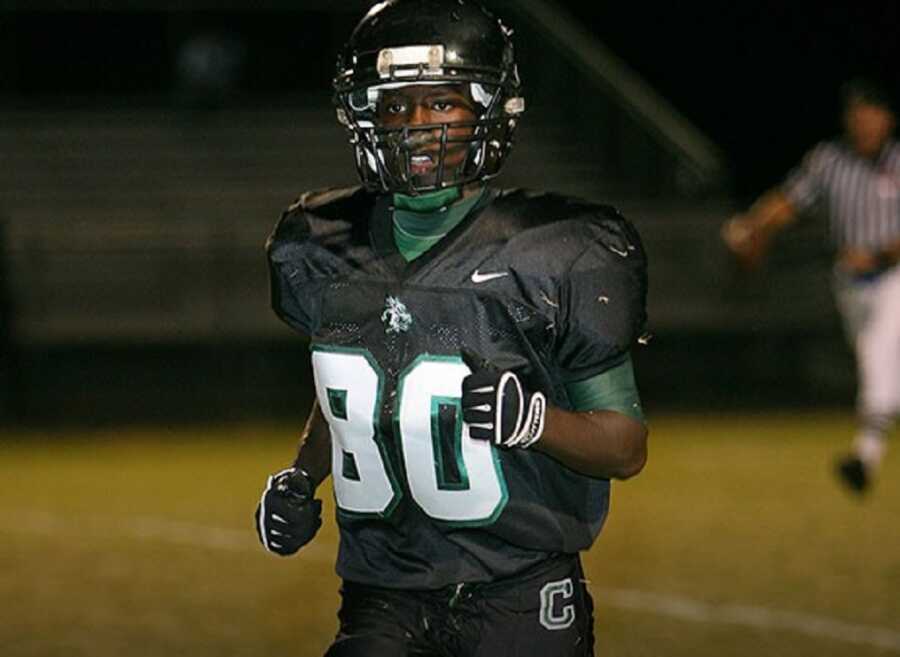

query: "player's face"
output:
376 84 477 183
844 99 895 159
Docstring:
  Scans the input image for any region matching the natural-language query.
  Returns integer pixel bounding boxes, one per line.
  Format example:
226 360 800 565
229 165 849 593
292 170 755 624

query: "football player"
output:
255 1 649 655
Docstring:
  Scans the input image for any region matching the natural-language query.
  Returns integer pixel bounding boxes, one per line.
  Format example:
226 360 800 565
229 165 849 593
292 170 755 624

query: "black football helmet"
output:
333 0 525 195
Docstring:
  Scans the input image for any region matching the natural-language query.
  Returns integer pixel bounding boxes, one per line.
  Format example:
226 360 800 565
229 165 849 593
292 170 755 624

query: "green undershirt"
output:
392 187 485 262
391 188 643 422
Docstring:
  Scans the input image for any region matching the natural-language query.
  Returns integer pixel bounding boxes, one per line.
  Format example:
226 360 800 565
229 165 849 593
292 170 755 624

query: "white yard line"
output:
4 510 900 651
596 588 900 651
1 509 335 562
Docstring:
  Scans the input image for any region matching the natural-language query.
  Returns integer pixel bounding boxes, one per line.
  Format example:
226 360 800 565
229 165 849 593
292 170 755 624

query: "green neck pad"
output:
393 187 462 213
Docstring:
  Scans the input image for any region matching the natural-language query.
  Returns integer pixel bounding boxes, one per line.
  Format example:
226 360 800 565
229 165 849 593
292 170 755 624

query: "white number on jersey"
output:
312 347 508 525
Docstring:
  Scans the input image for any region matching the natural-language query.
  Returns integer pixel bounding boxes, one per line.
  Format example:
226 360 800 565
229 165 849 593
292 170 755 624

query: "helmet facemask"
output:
337 79 518 194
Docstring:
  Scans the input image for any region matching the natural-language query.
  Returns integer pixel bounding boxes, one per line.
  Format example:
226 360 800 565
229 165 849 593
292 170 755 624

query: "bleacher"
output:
1 101 834 346
0 2 852 422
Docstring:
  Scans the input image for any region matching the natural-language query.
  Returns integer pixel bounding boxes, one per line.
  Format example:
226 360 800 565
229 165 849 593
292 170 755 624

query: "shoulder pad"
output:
577 204 646 266
267 186 372 256
554 202 649 379
490 188 617 228
492 188 630 231
287 186 367 214
265 186 373 337
486 188 644 270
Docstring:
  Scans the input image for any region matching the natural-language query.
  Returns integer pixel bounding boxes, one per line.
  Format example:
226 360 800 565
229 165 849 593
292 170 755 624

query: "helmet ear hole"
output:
333 0 524 194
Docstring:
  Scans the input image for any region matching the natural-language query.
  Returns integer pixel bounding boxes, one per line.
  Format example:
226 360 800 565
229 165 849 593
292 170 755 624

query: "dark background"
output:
2 2 898 198
570 2 900 197
1 1 895 424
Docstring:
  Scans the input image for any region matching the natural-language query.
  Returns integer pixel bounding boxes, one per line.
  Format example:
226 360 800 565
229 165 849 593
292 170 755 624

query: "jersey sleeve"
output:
554 209 648 383
782 142 830 213
265 203 321 336
564 354 644 421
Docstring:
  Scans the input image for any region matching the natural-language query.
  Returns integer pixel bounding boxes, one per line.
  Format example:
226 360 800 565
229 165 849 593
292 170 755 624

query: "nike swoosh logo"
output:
471 270 510 284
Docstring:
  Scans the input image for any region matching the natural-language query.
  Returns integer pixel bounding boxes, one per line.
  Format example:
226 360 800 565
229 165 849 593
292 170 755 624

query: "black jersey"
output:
267 186 648 590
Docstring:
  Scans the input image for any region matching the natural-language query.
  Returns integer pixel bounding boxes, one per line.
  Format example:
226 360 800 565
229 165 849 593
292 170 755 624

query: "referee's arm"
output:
721 189 799 269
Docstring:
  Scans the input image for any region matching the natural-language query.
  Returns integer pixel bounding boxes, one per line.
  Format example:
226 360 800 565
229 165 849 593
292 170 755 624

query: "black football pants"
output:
323 554 594 657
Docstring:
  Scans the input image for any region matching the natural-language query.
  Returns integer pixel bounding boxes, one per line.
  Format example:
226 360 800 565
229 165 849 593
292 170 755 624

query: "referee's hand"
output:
721 214 767 271
837 248 881 275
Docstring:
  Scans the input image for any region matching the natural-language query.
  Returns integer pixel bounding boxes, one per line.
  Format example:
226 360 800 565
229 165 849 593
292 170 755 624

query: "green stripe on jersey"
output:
565 354 644 422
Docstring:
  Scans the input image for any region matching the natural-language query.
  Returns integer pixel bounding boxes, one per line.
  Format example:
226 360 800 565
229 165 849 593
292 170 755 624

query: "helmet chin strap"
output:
393 186 462 213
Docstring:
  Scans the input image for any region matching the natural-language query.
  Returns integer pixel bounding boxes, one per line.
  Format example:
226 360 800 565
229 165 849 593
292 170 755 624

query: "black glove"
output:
461 350 546 449
254 467 322 556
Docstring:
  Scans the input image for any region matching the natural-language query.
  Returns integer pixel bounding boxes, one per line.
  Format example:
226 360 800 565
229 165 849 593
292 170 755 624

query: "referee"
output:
722 77 899 494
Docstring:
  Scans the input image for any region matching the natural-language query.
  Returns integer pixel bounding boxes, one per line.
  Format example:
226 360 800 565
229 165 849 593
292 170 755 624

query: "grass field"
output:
2 411 899 657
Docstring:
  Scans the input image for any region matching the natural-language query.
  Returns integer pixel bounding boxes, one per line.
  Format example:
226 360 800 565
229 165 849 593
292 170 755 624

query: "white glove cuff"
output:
509 391 546 449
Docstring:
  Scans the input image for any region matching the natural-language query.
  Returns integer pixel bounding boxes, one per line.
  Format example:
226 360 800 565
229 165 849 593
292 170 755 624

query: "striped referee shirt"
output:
783 139 900 249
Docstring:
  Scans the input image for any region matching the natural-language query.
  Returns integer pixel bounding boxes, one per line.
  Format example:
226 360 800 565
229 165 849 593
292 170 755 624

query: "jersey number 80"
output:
312 347 509 526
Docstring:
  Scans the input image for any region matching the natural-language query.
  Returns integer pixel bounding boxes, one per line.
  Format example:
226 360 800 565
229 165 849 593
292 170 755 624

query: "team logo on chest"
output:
381 296 413 334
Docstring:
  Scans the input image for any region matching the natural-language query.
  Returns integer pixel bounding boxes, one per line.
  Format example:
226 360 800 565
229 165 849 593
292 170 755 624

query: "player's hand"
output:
721 214 767 270
460 350 546 449
254 467 322 556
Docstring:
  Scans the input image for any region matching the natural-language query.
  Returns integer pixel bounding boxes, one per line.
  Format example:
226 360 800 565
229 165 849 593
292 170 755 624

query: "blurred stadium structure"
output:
0 1 854 424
